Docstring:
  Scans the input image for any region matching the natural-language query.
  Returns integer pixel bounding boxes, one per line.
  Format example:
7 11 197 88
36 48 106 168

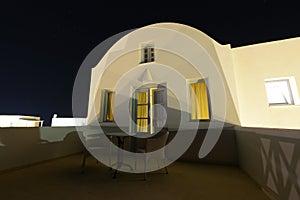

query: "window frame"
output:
101 89 115 122
140 43 155 64
131 83 167 135
187 78 211 121
135 89 150 133
264 76 300 106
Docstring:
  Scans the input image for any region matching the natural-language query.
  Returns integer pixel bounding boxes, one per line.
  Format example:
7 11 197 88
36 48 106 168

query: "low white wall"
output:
0 127 84 172
235 127 300 200
51 117 87 127
0 115 43 127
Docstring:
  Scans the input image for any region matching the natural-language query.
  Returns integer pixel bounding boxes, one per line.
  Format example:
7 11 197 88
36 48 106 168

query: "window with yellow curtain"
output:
190 81 210 120
133 85 167 133
136 91 149 132
105 91 115 121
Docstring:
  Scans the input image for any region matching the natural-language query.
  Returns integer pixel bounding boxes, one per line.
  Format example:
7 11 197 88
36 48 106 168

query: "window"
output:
264 77 300 106
189 80 210 120
141 44 154 63
265 80 293 105
136 91 149 133
132 84 167 134
103 90 115 121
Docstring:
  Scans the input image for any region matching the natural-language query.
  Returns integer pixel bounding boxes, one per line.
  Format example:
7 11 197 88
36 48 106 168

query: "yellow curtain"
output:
137 92 148 104
190 82 210 120
137 105 148 118
137 91 148 132
137 119 148 132
106 91 114 121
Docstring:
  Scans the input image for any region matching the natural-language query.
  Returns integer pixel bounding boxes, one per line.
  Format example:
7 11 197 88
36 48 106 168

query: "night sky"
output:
1 1 300 125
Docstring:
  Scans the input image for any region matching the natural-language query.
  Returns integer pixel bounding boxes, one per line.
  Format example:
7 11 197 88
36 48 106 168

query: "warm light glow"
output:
190 81 210 120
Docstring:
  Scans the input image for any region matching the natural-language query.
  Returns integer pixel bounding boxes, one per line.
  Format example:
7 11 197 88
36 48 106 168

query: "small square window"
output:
264 78 298 105
141 44 155 63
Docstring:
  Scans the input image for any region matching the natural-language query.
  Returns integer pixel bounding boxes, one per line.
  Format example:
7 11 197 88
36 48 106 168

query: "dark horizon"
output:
1 2 300 125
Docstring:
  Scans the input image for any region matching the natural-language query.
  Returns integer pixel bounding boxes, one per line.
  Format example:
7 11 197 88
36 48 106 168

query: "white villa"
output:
1 22 299 200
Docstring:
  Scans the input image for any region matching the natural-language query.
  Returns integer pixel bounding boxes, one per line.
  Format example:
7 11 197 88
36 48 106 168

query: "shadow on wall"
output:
235 128 300 200
167 126 238 166
160 106 238 165
0 127 84 172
